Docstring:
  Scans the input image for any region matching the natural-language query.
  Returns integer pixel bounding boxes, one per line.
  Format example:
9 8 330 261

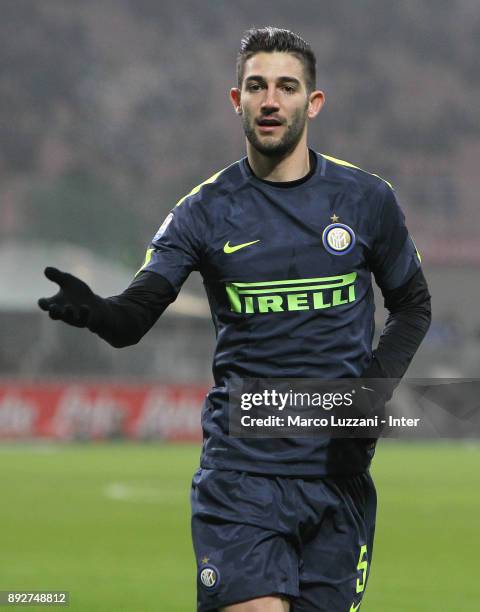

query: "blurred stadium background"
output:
1 1 479 610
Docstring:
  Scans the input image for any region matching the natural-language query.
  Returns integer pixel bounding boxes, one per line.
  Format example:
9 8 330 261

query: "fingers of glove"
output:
47 303 88 328
48 304 65 321
63 305 76 325
63 305 87 328
38 297 52 311
39 290 70 312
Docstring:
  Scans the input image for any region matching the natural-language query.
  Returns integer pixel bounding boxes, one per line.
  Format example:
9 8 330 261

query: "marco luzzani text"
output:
239 389 419 429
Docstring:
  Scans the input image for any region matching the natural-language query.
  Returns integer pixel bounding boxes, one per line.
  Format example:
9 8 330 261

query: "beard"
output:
241 102 309 158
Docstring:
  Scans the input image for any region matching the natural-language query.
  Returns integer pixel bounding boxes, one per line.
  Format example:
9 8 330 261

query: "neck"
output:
246 137 310 182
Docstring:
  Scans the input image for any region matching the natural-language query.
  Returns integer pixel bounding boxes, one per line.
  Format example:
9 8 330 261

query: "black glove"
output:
38 267 107 330
352 383 386 419
351 366 396 442
361 355 397 403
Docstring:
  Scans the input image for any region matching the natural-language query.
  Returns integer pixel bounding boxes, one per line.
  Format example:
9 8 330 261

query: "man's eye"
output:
282 85 295 93
247 83 262 91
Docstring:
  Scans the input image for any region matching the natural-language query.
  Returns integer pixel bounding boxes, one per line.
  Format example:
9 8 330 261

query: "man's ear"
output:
307 90 325 119
230 87 242 114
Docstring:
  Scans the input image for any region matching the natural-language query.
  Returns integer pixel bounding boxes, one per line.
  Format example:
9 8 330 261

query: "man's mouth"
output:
256 117 283 133
257 118 283 126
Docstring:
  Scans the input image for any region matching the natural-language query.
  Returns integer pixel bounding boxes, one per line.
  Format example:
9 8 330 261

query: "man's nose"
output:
261 86 280 112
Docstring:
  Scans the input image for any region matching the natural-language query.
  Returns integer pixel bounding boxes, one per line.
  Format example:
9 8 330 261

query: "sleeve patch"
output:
153 213 174 242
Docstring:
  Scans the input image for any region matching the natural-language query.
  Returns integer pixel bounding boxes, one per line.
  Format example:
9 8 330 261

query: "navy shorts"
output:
191 469 377 611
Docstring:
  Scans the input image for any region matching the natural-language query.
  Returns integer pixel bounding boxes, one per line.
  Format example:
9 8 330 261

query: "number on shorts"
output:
356 544 368 594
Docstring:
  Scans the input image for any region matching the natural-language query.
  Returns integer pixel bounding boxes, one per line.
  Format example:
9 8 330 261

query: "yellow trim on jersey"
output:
135 165 227 277
175 168 225 207
321 154 393 189
411 237 422 263
135 247 154 277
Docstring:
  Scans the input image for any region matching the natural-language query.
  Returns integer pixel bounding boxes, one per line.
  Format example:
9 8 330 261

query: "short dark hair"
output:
236 27 316 93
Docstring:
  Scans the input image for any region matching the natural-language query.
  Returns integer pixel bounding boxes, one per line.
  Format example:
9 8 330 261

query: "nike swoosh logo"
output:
350 601 361 612
223 240 260 254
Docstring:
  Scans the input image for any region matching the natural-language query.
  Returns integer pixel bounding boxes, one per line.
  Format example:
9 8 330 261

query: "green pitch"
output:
0 441 479 611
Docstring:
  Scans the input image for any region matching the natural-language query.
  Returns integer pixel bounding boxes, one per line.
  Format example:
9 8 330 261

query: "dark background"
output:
1 0 478 382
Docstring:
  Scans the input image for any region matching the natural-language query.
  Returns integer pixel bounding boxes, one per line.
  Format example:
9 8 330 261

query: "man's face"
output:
235 52 311 157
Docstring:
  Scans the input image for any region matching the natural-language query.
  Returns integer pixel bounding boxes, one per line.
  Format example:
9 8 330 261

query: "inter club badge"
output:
322 223 356 255
199 564 220 590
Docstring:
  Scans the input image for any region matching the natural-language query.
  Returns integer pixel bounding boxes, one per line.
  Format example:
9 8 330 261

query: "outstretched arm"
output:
38 267 177 348
38 182 208 347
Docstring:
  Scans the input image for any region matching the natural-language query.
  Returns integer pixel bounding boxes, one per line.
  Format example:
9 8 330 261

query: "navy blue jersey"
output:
140 150 421 475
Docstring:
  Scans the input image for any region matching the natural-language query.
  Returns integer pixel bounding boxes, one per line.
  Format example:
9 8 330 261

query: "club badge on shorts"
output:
322 222 356 255
199 564 220 590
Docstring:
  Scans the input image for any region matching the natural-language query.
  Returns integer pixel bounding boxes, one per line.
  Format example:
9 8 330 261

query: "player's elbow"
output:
418 294 432 332
424 299 432 329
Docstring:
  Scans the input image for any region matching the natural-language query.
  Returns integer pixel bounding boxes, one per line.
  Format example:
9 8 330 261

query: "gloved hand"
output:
38 267 106 330
352 383 386 419
350 376 396 442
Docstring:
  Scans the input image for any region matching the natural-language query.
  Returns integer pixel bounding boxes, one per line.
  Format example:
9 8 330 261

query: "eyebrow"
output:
244 75 301 86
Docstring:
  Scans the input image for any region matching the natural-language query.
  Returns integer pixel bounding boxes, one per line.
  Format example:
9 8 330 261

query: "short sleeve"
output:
136 198 205 293
369 182 421 292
